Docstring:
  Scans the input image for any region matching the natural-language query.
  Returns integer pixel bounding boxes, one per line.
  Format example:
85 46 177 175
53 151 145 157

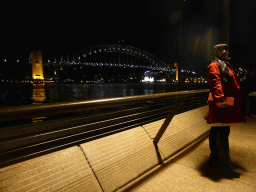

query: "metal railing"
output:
0 89 209 122
0 89 209 168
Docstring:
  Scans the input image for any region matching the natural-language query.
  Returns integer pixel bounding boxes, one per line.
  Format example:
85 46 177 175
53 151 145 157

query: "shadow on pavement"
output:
198 159 247 182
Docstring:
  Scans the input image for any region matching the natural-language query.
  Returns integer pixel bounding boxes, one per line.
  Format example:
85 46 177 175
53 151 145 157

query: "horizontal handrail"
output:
0 89 209 122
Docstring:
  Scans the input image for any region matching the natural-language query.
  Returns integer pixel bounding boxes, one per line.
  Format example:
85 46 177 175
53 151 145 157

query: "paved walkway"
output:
120 116 256 192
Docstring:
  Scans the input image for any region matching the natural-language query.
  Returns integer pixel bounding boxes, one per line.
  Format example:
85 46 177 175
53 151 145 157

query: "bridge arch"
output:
67 44 167 69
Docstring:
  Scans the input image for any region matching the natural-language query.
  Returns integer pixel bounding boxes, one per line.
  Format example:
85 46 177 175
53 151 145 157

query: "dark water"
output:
0 83 208 107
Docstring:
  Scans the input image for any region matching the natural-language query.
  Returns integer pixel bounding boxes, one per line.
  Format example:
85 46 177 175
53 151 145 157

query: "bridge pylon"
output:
29 50 44 80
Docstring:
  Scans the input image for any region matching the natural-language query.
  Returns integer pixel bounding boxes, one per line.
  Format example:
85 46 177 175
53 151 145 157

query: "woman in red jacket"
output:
207 44 246 178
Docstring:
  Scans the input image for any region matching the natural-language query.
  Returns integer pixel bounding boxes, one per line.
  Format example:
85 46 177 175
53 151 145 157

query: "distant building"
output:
142 76 154 83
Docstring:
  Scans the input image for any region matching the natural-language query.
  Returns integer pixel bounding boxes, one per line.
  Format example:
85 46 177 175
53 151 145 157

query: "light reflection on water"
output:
31 84 46 104
0 83 208 107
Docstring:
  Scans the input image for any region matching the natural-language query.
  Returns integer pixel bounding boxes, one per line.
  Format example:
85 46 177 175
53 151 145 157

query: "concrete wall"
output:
0 106 210 192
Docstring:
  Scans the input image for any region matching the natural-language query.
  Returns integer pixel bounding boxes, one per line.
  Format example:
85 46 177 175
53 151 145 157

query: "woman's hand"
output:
216 102 226 108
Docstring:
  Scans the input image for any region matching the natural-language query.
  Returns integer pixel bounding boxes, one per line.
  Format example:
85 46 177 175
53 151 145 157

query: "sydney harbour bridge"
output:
48 44 168 70
41 44 178 83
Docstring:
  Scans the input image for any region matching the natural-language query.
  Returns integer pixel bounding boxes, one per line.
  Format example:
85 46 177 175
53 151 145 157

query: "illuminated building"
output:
29 50 44 80
142 76 154 83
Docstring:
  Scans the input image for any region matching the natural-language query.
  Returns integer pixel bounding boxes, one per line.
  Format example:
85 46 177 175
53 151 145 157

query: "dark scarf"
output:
211 58 232 86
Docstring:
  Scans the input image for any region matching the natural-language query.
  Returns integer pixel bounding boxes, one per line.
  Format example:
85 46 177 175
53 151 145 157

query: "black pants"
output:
209 126 230 162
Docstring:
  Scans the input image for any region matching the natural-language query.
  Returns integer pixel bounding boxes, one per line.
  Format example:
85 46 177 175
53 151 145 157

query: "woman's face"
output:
215 46 229 59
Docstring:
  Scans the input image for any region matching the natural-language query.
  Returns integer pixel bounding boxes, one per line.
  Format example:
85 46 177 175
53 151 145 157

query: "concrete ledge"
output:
0 106 212 192
0 146 103 192
143 106 211 159
80 126 163 192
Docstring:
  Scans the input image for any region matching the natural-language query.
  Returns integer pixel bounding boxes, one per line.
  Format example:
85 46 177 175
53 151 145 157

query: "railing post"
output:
153 96 185 145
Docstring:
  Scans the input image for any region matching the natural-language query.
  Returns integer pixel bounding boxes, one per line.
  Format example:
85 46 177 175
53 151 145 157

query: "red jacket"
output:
207 61 247 124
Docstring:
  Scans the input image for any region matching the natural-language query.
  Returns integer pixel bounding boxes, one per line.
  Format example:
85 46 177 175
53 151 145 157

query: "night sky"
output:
1 0 256 76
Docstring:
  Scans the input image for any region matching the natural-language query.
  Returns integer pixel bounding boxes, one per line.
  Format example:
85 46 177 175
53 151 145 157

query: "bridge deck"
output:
120 116 256 192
